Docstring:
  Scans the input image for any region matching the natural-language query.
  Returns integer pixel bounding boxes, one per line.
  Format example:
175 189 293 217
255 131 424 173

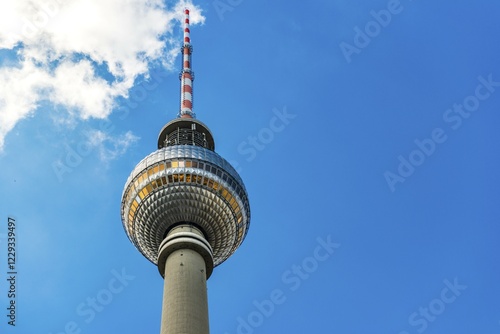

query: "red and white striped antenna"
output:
179 8 194 118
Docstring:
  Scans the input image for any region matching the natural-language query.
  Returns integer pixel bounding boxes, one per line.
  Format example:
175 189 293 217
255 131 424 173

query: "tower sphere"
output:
120 119 250 268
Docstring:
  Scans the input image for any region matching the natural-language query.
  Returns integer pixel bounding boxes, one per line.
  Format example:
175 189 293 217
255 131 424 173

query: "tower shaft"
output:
158 225 214 334
161 249 209 334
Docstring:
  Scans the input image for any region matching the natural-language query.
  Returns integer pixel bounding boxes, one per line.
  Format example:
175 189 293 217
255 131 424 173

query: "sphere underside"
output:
121 145 250 266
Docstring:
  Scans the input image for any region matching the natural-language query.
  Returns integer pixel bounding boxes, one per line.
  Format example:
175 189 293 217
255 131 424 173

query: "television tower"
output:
120 8 251 334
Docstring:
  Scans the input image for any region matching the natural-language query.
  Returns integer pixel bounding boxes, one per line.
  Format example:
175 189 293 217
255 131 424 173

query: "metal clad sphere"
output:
121 145 250 266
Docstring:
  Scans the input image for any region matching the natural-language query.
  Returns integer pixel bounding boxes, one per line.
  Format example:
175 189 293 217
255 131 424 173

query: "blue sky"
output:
0 0 499 333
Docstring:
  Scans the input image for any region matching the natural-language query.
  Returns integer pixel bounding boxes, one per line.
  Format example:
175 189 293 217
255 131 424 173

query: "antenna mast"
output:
179 8 194 118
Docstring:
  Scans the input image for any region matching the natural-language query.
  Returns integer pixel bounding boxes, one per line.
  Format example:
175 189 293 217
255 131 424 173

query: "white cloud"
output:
0 0 205 150
85 129 139 163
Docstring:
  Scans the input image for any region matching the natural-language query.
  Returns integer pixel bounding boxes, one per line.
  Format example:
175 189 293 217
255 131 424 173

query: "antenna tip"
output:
185 8 190 15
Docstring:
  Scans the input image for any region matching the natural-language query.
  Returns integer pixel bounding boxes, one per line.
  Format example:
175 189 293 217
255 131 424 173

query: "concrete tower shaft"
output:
158 225 212 334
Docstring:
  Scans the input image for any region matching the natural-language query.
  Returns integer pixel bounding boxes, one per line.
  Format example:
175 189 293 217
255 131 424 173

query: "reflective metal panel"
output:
121 145 250 266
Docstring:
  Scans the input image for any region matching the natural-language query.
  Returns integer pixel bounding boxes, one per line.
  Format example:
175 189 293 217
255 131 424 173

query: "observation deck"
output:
121 126 250 267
